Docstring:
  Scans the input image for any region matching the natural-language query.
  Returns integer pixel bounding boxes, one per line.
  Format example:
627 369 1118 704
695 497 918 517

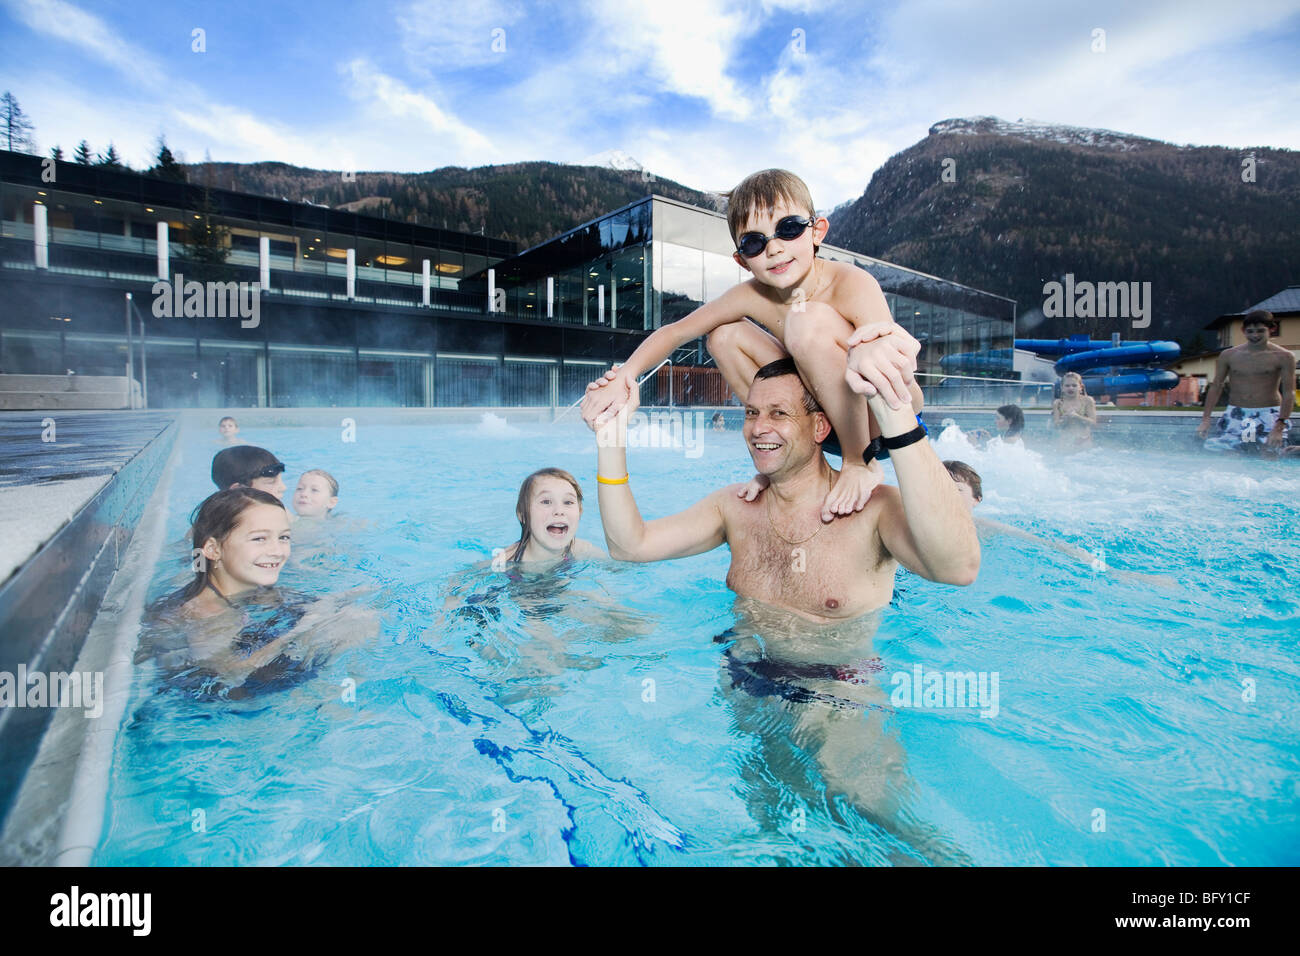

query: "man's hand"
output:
844 322 920 409
1267 424 1286 448
581 367 640 429
1195 420 1211 439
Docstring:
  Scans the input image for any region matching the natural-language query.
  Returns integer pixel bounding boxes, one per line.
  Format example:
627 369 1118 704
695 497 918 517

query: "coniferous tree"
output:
97 143 123 168
149 136 187 182
73 140 93 164
50 145 64 162
1 91 36 153
184 185 231 282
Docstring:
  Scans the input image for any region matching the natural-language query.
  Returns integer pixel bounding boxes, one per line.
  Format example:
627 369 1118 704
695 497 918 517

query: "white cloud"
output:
342 59 495 162
587 0 759 121
4 0 171 91
397 0 527 72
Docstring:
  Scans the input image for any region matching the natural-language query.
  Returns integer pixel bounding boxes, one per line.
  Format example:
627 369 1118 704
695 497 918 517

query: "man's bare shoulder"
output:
713 482 755 517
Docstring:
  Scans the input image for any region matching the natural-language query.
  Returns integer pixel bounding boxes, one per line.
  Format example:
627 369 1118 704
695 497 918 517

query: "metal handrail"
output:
916 371 1052 386
553 356 673 422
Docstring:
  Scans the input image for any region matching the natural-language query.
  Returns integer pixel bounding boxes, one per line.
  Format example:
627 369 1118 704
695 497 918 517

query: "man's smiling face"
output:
743 373 828 477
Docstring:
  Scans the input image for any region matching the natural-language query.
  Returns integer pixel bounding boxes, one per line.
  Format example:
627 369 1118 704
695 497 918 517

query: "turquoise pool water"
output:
95 415 1300 865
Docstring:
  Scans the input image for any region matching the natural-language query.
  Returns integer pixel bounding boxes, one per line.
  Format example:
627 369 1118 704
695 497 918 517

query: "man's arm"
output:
1268 348 1296 447
1198 352 1231 437
863 394 980 585
595 415 727 562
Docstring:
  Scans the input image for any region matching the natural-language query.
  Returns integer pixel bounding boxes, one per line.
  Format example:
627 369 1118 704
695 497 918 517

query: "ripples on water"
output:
96 422 1300 865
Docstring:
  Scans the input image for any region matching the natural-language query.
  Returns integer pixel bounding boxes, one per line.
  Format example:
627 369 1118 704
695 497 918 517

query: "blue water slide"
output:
1014 336 1182 392
1053 341 1180 374
938 348 1014 373
1013 336 1121 356
1079 369 1181 393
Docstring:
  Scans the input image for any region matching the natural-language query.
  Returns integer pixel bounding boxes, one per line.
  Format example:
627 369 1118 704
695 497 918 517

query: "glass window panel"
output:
200 344 261 407
268 348 356 407
1 330 63 374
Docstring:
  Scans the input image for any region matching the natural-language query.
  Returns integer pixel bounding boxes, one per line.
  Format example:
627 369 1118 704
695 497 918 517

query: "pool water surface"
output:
94 416 1300 865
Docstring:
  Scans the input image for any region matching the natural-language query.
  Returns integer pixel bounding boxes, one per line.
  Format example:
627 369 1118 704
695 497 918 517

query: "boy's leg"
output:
706 319 788 404
785 303 920 520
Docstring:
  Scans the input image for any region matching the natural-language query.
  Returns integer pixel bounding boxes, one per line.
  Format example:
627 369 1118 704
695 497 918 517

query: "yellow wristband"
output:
597 474 629 485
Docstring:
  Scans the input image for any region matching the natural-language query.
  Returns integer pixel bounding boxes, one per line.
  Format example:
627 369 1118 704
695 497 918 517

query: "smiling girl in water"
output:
498 468 605 567
138 487 372 697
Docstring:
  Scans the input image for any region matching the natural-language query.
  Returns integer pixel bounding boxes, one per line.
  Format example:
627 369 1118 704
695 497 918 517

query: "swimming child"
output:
138 487 372 698
943 460 1174 587
496 468 605 567
292 469 339 518
581 168 924 524
217 416 244 445
994 404 1025 446
211 445 287 501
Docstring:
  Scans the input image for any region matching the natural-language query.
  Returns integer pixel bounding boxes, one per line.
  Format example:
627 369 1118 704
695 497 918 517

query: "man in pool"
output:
591 356 978 863
591 356 979 620
1197 310 1295 452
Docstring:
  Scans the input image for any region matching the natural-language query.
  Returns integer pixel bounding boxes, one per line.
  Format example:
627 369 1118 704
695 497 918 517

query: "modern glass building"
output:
2 150 1015 409
491 195 1017 389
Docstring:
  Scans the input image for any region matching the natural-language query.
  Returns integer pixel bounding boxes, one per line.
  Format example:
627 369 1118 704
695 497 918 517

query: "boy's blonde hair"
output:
302 468 339 496
725 169 817 244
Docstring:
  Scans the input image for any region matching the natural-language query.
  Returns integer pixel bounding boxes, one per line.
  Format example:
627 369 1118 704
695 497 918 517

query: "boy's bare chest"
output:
1229 350 1282 377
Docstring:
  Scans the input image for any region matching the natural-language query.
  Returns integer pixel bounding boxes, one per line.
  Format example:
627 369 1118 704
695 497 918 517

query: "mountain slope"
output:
186 160 718 249
827 117 1300 349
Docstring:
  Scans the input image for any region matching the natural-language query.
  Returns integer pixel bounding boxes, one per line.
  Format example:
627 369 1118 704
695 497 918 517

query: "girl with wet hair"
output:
500 468 605 566
138 487 373 699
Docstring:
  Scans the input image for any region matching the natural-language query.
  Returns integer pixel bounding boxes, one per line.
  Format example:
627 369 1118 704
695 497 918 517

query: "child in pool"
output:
1051 372 1097 450
292 469 339 518
211 445 287 501
943 460 1174 587
217 416 245 445
496 468 605 567
139 487 372 697
993 404 1025 446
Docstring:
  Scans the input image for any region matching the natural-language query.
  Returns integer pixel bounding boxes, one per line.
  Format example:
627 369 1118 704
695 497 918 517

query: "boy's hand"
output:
581 367 640 429
844 323 920 409
735 473 770 502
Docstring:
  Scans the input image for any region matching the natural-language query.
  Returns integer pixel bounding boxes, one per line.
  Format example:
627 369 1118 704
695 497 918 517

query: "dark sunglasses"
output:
736 215 812 258
245 462 285 482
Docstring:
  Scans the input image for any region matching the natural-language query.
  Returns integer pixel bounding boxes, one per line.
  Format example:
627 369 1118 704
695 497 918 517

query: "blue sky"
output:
2 0 1299 208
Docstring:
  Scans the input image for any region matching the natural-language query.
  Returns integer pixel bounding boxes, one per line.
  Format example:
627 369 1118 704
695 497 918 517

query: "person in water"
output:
211 445 287 501
139 487 371 697
1051 372 1097 449
590 357 978 621
496 468 606 567
292 469 339 518
993 404 1025 446
581 167 924 524
943 460 1174 586
217 416 245 445
1197 310 1295 452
